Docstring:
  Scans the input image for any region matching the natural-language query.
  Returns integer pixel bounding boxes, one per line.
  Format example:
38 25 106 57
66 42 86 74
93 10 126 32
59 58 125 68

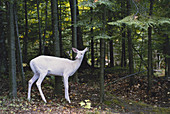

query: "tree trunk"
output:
8 0 17 98
73 0 77 51
14 4 26 91
164 34 170 80
37 0 42 55
147 0 153 92
100 5 106 103
121 32 126 67
121 0 126 67
69 0 77 50
90 7 94 67
23 0 28 63
51 0 62 95
0 1 7 77
109 40 114 67
59 0 63 57
100 38 105 103
108 11 114 67
42 0 48 54
69 0 79 83
127 0 134 86
127 28 134 85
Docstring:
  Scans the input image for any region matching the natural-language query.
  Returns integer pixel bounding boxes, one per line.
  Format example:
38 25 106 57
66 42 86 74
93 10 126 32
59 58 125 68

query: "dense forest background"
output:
0 0 170 113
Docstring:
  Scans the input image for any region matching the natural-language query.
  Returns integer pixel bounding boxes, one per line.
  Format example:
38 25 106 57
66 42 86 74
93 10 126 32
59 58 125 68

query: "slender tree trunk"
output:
121 33 126 67
23 0 28 63
0 1 7 76
42 0 48 54
73 0 77 52
147 0 153 92
100 5 106 103
109 40 114 67
8 0 17 98
164 34 170 80
121 0 126 67
14 4 26 91
91 30 94 67
108 11 114 67
69 0 79 83
51 0 62 95
90 7 94 67
37 0 42 55
59 0 63 57
127 29 134 85
100 38 105 103
69 0 77 50
73 0 79 83
127 0 134 86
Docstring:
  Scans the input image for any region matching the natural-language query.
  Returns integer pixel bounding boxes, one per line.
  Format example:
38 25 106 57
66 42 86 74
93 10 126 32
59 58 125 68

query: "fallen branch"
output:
105 70 147 87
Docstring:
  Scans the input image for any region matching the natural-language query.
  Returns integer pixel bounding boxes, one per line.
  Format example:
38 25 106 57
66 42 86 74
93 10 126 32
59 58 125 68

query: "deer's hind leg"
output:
28 73 39 101
36 71 48 103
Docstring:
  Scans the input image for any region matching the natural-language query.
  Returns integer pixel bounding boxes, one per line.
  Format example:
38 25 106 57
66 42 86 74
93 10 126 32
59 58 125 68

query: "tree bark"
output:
51 0 62 95
164 34 170 80
108 10 114 67
100 38 105 103
127 28 134 85
127 0 134 86
42 0 48 54
0 1 7 77
121 0 126 67
100 5 106 103
147 0 153 92
69 0 79 83
109 40 114 67
58 0 63 57
121 32 126 67
37 0 42 55
23 0 28 63
8 0 17 98
90 7 94 67
14 4 26 91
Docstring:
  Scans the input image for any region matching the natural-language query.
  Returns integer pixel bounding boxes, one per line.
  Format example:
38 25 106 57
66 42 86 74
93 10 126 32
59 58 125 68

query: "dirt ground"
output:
0 68 170 113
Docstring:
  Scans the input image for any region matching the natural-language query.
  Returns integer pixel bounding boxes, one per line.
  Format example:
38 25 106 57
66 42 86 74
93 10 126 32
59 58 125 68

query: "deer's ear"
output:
72 47 78 53
84 47 88 52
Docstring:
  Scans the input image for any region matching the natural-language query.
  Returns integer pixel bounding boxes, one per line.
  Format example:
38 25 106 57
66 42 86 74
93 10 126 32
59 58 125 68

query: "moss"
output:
104 100 112 106
131 101 151 107
152 107 170 113
112 99 121 105
105 91 170 113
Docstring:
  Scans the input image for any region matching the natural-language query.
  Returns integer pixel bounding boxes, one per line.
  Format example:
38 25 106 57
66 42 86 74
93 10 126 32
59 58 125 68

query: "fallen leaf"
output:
84 102 91 109
79 101 85 106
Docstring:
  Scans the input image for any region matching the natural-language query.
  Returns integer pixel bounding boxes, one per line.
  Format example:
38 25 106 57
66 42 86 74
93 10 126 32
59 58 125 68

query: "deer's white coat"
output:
27 47 88 103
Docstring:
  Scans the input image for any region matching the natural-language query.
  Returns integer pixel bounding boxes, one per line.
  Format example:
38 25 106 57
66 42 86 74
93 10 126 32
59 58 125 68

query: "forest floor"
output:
0 67 170 113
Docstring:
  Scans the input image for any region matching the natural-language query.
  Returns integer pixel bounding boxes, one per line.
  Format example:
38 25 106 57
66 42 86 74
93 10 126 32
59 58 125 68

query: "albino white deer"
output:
27 47 88 103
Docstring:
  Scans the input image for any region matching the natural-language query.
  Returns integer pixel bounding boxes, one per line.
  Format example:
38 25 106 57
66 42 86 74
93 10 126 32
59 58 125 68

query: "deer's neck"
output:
72 57 83 71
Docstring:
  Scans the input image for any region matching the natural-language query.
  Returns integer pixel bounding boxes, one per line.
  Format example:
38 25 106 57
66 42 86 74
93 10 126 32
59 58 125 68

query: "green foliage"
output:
79 0 113 8
0 6 6 11
108 15 170 30
94 33 112 40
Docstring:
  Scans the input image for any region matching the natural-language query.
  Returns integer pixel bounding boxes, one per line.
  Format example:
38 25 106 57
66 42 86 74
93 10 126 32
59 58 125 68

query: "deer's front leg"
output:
63 76 71 103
